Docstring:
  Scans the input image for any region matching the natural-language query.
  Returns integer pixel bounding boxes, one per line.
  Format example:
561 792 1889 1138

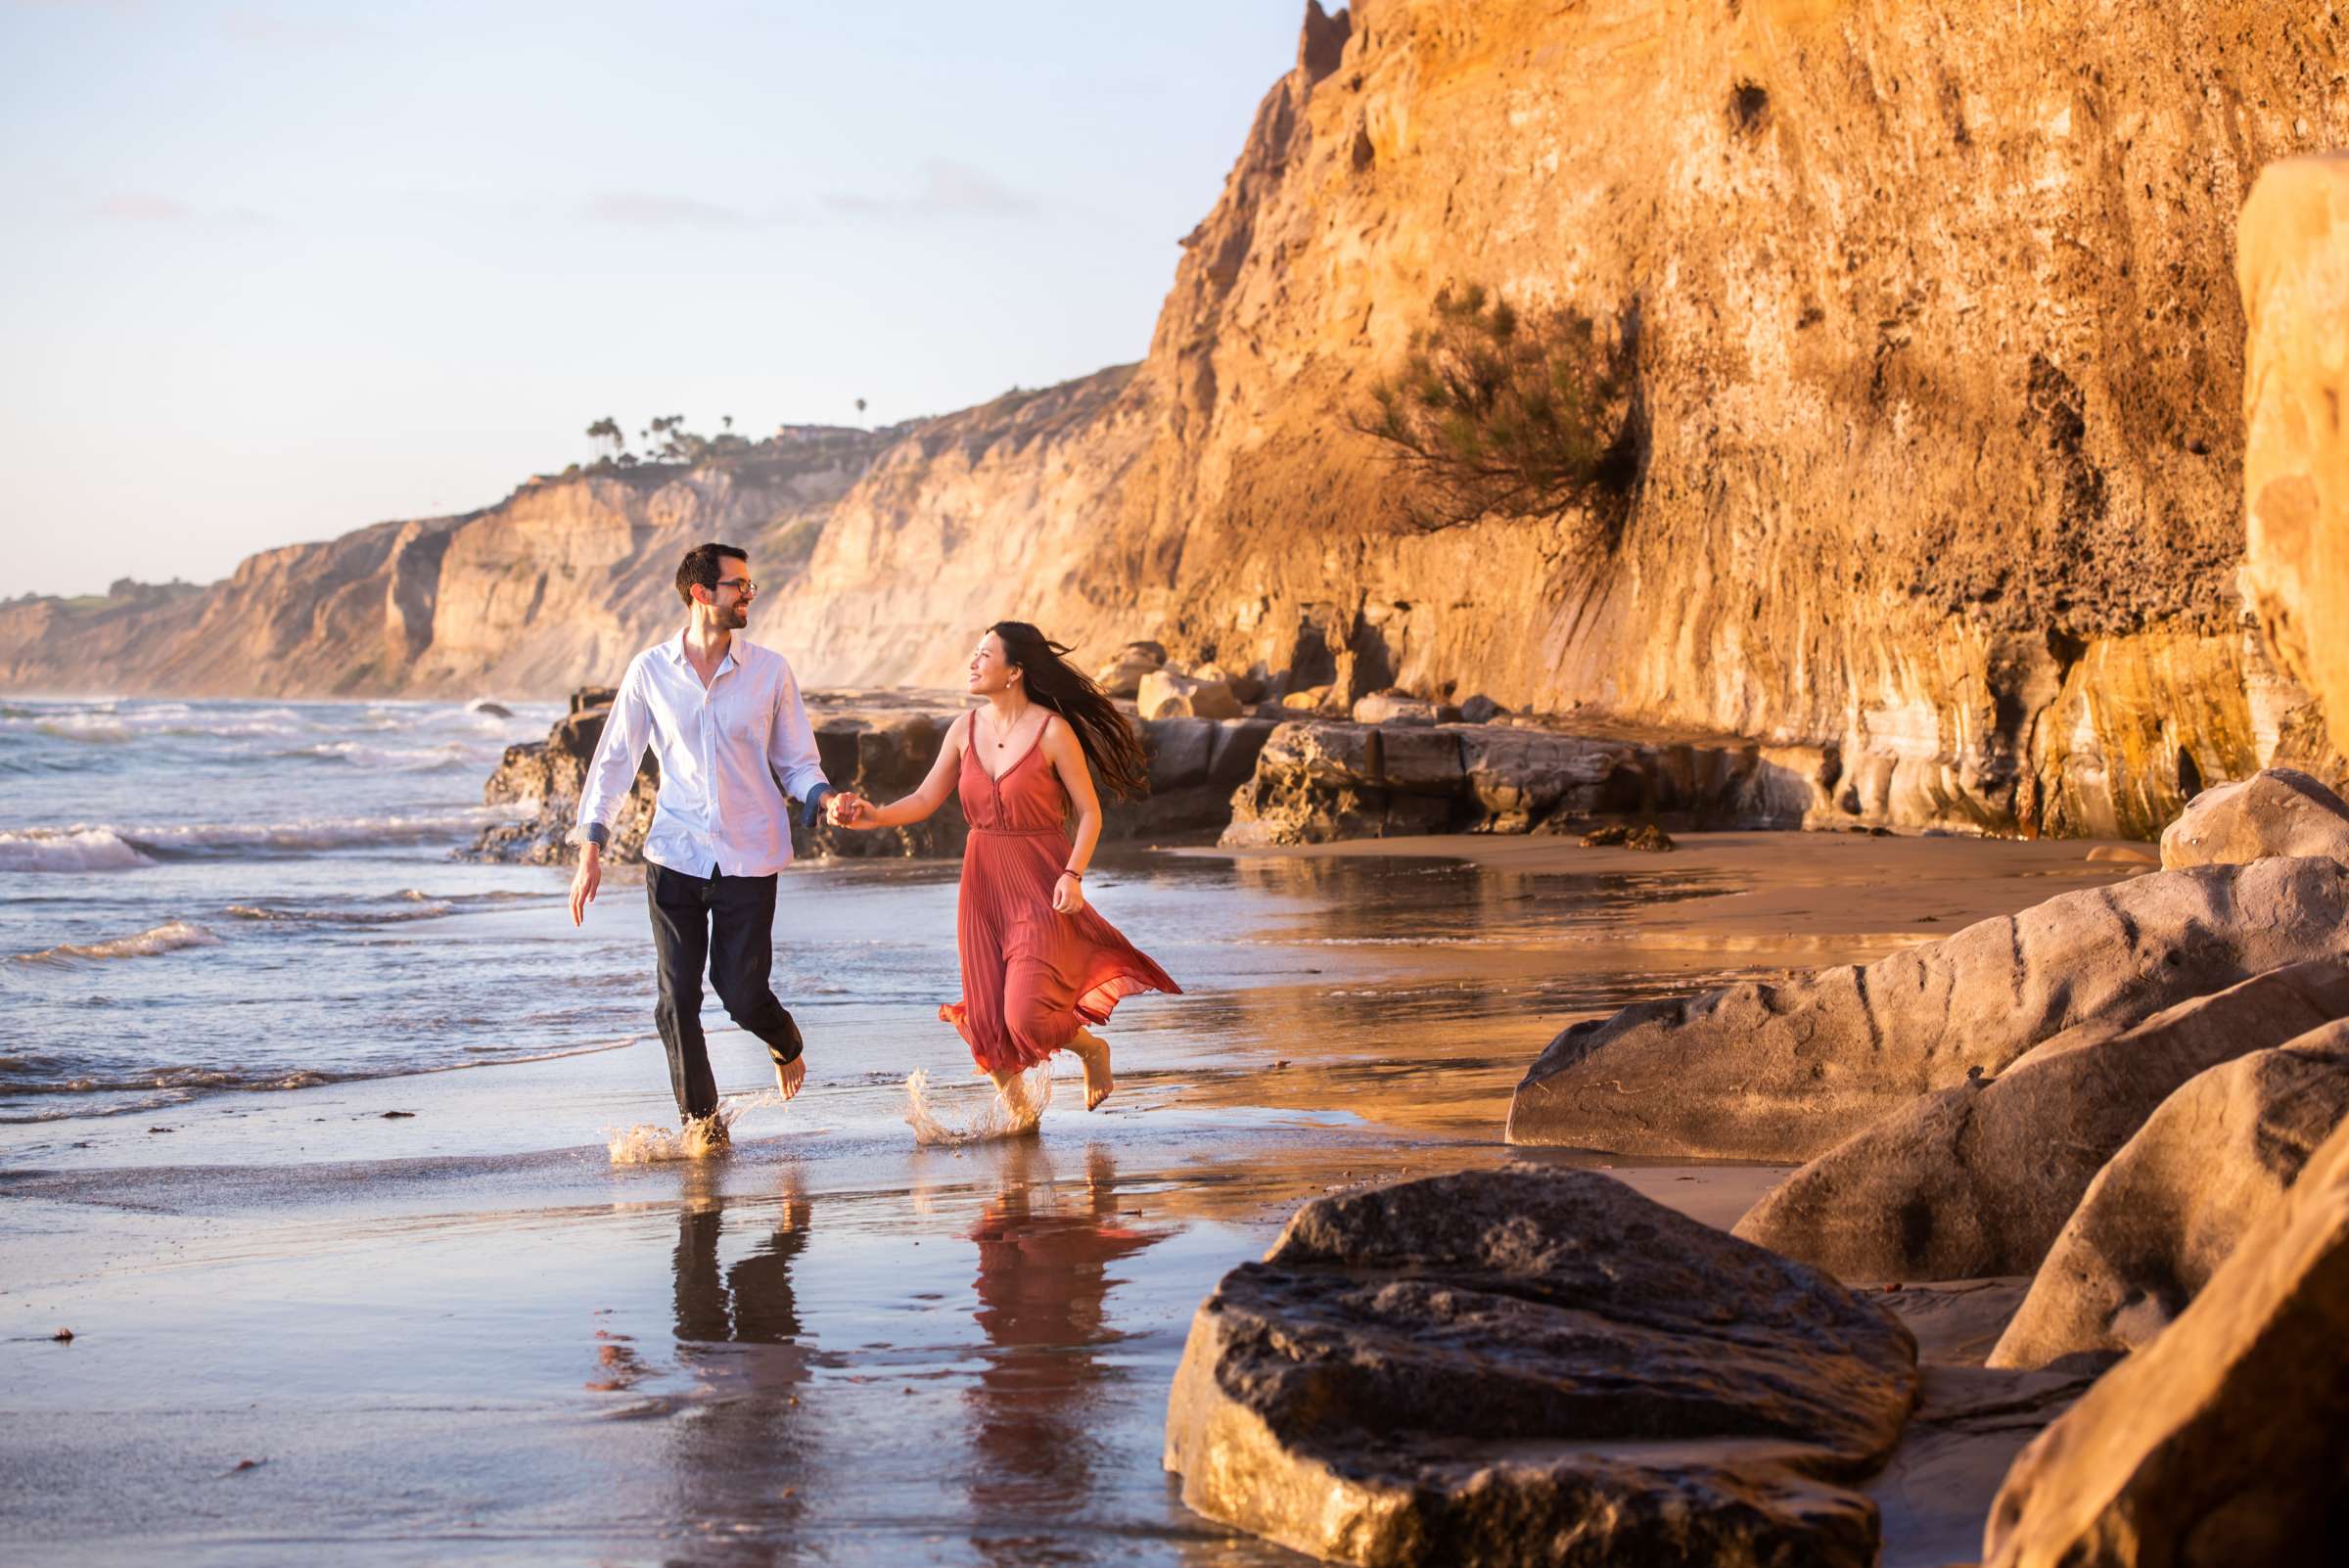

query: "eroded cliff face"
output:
774 0 2349 835
0 434 885 698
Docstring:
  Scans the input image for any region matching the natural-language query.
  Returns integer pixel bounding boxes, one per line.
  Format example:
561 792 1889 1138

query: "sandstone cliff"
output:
0 431 887 698
8 3 2344 836
771 0 2349 837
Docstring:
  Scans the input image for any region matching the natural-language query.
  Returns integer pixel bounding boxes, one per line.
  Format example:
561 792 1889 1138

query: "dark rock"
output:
1146 717 1216 791
1507 857 2349 1160
1982 1093 2349 1567
1206 716 1276 788
1735 959 2349 1283
1989 1019 2349 1369
1459 693 1505 723
467 699 514 718
1164 1166 1916 1568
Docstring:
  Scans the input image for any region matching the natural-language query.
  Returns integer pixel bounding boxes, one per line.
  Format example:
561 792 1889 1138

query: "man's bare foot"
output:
1066 1029 1114 1112
682 1113 731 1157
774 1056 806 1102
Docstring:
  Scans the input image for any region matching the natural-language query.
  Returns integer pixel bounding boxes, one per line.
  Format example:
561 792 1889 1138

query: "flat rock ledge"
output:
1163 1167 1917 1568
1507 856 2349 1162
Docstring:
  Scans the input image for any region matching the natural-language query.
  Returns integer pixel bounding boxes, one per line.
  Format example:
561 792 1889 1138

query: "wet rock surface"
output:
1222 719 1832 847
1989 1020 2349 1371
2158 766 2349 869
1734 959 2349 1282
1507 858 2349 1161
1163 1166 1917 1568
1982 1105 2349 1567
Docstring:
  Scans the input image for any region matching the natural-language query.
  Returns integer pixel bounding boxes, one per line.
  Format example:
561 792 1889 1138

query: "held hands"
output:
569 845 602 926
1051 871 1086 915
825 791 873 829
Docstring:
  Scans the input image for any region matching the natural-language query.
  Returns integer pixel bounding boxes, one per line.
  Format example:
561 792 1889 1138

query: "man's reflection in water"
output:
964 1144 1166 1562
657 1172 816 1557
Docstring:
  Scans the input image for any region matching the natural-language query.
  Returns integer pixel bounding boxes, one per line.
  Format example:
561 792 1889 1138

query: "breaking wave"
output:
0 810 514 872
11 919 223 965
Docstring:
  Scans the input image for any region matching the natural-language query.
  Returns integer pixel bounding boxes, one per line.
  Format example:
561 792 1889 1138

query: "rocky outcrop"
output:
1733 960 2349 1283
2160 766 2349 869
2241 155 2349 764
0 433 888 698
470 687 1277 863
1988 1021 2349 1372
1506 857 2349 1161
1222 718 1830 845
1981 1101 2349 1567
1163 1166 1917 1568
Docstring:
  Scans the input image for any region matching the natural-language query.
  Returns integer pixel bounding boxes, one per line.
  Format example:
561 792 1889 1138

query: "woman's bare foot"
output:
1065 1029 1114 1111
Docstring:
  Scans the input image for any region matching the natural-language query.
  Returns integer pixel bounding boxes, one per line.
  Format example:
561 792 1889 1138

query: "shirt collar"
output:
667 630 740 673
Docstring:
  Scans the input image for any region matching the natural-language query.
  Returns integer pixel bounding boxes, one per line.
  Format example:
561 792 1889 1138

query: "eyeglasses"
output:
715 577 758 596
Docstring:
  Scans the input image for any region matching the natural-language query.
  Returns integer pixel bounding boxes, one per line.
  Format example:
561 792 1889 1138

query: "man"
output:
570 541 855 1139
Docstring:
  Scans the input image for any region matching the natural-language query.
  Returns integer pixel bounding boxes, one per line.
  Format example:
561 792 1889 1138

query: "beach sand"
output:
0 831 2145 1565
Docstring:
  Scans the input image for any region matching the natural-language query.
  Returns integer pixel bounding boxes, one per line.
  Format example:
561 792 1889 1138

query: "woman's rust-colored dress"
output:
937 727 1178 1074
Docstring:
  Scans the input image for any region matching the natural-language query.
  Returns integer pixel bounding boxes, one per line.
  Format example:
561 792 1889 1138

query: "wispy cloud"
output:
822 159 1038 221
579 192 754 228
93 193 269 225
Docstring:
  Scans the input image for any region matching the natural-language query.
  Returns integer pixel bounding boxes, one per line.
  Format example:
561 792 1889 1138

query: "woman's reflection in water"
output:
964 1143 1166 1562
660 1170 816 1554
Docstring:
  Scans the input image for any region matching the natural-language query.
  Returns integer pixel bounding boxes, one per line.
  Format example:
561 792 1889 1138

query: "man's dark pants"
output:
645 862 804 1121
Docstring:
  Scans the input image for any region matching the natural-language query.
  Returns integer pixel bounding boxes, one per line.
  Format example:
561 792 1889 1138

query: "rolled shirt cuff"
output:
581 823 610 848
801 783 836 828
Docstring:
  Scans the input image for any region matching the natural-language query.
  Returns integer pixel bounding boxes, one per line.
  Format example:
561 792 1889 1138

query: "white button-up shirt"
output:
575 631 833 878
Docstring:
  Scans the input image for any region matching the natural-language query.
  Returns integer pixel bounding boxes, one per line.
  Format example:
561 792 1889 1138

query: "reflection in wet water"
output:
963 1147 1166 1565
639 1176 821 1559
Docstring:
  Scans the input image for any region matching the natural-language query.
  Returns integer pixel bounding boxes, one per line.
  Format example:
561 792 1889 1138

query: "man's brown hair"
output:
675 541 747 606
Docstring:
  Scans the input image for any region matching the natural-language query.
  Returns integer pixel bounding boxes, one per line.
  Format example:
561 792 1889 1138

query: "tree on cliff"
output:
1359 285 1636 536
585 416 622 459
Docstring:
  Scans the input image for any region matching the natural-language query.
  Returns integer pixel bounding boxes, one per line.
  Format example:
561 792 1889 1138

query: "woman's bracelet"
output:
1060 868 1083 880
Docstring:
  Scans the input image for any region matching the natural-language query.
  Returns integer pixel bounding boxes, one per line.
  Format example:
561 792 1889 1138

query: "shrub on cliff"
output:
1359 284 1637 534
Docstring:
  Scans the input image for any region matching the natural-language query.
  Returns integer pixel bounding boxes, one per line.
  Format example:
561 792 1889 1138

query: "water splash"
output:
602 1085 802 1165
903 1063 1055 1146
606 1106 740 1166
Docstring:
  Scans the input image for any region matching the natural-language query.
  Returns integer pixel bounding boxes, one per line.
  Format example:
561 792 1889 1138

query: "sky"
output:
0 0 1307 597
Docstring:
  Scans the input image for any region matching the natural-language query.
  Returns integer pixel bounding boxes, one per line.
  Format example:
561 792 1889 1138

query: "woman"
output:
833 623 1177 1112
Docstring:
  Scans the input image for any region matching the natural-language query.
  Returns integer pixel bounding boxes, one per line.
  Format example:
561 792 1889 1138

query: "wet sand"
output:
0 831 2144 1564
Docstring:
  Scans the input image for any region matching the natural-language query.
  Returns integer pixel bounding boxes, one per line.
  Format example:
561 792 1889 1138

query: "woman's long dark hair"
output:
990 621 1151 801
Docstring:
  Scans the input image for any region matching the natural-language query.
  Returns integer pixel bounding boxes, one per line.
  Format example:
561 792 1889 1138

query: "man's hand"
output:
774 1055 806 1101
827 791 870 829
570 845 602 926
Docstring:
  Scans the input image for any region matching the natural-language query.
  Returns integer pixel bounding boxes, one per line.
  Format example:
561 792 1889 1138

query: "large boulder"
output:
1508 856 2349 1161
1734 959 2349 1283
1988 1020 2349 1371
1221 720 1466 845
1164 1167 1918 1568
1137 669 1243 721
2239 156 2349 761
2158 767 2349 869
1352 687 1444 725
1091 639 1167 698
1981 1088 2349 1567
